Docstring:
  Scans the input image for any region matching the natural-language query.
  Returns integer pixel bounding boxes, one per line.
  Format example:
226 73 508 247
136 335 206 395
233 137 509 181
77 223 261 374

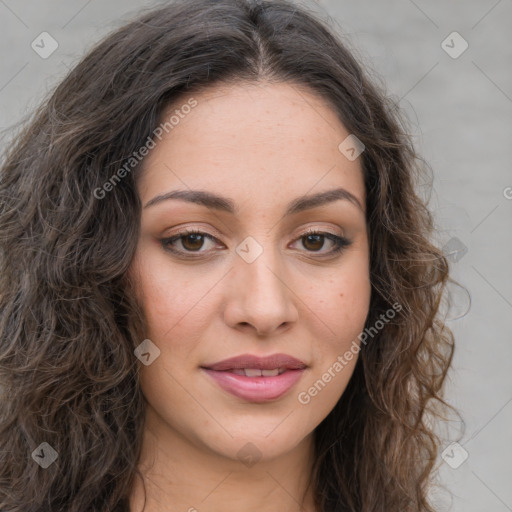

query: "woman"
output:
0 0 458 510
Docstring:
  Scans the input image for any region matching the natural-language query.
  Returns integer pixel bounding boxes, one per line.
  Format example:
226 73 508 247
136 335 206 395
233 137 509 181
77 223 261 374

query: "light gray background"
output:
1 0 511 510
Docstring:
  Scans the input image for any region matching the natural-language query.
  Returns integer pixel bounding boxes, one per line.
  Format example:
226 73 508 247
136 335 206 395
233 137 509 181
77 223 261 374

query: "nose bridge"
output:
236 233 287 300
225 233 298 333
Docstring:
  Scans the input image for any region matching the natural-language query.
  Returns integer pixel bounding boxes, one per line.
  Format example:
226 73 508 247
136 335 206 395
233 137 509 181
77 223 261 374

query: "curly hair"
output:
0 0 459 510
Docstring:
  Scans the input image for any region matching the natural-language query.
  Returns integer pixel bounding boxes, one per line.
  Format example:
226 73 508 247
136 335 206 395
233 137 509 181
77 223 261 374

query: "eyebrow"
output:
144 187 364 215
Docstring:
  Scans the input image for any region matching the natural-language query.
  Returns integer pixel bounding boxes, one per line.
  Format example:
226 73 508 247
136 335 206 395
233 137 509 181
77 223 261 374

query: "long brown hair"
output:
0 0 459 510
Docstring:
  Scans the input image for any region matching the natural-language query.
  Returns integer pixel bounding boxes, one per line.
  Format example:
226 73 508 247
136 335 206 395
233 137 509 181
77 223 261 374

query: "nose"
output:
223 243 299 337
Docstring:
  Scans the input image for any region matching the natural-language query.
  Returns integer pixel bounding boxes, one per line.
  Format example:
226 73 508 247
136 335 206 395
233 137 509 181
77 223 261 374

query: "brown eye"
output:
293 230 352 256
302 233 325 251
161 229 222 256
181 233 206 251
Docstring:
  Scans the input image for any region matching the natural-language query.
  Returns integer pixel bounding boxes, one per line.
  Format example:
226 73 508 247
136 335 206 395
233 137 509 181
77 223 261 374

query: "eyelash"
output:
160 228 352 258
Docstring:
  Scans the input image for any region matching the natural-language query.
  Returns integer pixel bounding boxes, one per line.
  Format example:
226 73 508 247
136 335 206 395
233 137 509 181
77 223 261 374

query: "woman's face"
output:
129 81 371 464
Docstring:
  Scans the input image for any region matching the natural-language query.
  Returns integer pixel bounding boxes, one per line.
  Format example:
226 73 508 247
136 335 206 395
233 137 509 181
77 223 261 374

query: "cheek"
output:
132 254 214 413
132 246 218 344
297 279 369 414
301 262 371 392
307 261 371 336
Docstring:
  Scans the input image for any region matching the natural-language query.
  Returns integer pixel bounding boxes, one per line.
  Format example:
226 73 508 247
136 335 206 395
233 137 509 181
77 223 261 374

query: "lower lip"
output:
201 368 306 403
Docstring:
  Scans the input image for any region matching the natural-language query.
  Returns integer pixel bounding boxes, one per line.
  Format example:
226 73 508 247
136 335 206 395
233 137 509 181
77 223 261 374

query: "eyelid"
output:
163 223 227 241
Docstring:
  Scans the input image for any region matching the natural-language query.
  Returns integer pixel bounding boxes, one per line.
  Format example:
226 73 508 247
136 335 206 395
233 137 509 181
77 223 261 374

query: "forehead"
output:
137 81 365 214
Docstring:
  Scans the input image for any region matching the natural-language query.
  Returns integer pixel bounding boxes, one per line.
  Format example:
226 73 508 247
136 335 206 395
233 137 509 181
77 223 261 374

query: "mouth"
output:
200 353 307 403
217 367 289 377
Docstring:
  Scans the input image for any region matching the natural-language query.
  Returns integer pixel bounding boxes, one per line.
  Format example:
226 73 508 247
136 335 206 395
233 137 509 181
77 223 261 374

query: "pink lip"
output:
201 368 306 402
202 353 307 371
201 353 307 403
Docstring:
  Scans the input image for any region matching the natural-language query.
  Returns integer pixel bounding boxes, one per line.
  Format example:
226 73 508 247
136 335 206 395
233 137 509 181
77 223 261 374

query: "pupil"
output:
304 234 323 251
184 234 203 250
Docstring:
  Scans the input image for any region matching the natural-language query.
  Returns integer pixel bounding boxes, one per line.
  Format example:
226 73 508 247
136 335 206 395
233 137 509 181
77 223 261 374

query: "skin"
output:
128 80 371 512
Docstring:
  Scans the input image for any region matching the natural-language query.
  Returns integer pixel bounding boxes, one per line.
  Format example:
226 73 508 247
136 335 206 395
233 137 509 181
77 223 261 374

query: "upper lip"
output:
202 353 307 371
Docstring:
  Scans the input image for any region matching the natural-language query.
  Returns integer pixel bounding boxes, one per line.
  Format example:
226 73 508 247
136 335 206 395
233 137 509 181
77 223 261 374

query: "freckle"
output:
339 293 344 297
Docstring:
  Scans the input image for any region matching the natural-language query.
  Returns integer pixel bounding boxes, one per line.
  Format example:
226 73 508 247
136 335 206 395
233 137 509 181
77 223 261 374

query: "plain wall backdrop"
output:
0 0 511 510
